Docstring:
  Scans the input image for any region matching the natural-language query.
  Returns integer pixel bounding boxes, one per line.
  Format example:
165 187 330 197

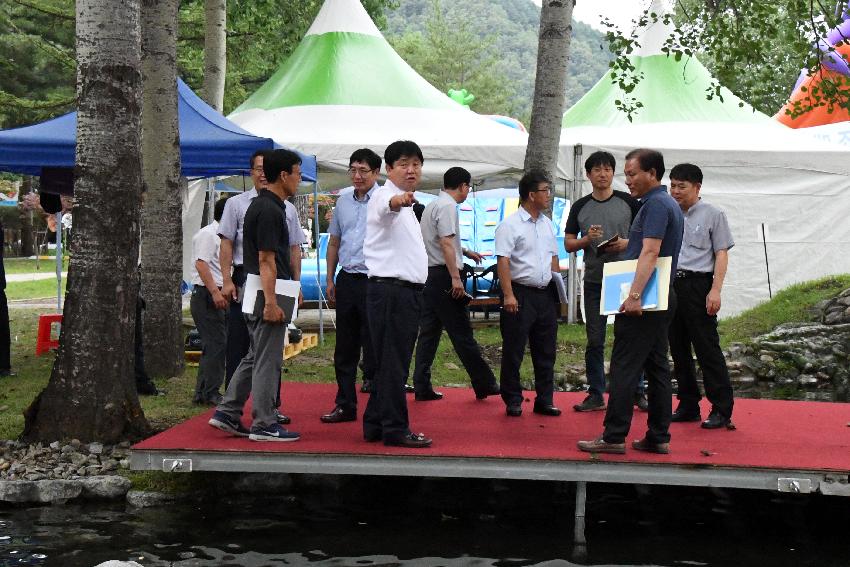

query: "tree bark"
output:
22 0 150 443
19 177 34 258
524 0 574 180
203 0 227 112
140 0 184 378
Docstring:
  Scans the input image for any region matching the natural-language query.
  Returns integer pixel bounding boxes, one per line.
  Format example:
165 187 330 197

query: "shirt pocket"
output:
689 226 712 250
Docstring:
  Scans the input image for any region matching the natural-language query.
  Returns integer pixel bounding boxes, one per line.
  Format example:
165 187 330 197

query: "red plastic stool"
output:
35 314 63 355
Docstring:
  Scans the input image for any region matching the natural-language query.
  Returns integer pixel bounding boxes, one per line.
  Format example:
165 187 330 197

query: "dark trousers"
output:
363 280 422 442
0 290 10 370
669 276 734 419
225 267 250 387
333 271 375 411
584 281 645 398
412 266 497 396
226 267 281 408
190 286 226 402
499 283 558 407
602 289 677 444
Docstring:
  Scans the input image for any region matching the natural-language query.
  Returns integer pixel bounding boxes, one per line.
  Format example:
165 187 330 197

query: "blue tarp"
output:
0 79 317 181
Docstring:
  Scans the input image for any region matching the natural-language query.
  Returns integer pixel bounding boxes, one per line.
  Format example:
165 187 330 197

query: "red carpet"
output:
134 383 850 473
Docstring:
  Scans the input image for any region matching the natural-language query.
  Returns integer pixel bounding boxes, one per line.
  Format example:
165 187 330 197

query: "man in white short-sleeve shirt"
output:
362 140 431 449
494 170 562 418
190 198 228 406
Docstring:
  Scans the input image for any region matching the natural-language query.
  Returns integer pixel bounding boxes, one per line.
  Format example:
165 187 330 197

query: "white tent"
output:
559 1 850 316
227 0 545 183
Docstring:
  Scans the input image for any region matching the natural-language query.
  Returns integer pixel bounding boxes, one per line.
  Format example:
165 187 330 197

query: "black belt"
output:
512 281 550 292
341 271 368 280
428 265 448 271
676 270 713 279
369 276 425 291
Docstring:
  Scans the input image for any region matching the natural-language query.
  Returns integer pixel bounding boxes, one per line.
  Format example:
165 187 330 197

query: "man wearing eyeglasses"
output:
320 149 382 424
362 140 432 448
495 170 562 418
411 166 500 402
218 149 306 425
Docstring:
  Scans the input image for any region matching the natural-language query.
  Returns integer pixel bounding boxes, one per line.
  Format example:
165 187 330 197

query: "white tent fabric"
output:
561 121 850 318
559 0 850 317
227 0 547 183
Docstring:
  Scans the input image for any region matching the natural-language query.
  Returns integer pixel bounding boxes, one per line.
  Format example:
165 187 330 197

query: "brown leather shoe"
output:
320 406 356 423
384 432 432 448
632 438 670 454
577 436 626 454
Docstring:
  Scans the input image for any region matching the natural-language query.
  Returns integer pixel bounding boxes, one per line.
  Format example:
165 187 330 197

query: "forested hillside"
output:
385 0 613 124
0 0 611 129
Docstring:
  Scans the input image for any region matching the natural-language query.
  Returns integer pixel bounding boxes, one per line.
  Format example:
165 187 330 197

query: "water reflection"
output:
0 478 847 567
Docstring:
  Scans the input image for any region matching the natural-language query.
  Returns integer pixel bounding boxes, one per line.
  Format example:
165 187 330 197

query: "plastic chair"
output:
35 314 63 355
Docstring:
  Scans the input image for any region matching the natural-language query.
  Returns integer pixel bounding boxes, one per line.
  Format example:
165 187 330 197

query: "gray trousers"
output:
190 286 226 402
219 313 288 429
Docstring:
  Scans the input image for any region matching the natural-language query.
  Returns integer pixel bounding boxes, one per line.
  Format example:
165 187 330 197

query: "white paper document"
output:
242 273 301 321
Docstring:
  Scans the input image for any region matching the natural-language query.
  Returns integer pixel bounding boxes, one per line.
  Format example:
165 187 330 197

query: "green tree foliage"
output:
0 0 397 127
603 1 849 118
0 0 76 128
385 0 613 125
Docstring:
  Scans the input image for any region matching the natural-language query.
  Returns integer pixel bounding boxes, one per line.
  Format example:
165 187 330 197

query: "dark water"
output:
0 477 848 567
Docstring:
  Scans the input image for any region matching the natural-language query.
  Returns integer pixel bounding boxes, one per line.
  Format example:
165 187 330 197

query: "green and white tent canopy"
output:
558 0 850 317
229 0 538 183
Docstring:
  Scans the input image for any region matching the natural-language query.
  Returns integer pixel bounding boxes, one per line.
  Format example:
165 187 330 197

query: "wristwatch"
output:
630 292 641 300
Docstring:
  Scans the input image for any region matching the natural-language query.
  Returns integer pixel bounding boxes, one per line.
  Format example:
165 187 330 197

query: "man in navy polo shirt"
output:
579 148 683 455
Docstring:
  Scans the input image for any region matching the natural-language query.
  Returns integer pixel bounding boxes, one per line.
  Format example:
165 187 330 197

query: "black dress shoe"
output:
505 404 522 417
414 390 443 401
475 384 501 400
321 406 356 423
384 432 432 448
671 406 701 423
275 411 291 425
360 380 373 393
701 411 731 429
533 403 562 416
404 384 415 393
0 369 16 378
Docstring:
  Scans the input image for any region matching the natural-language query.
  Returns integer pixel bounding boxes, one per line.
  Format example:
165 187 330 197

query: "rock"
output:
93 562 144 567
0 480 83 503
81 476 132 499
69 453 88 467
759 354 774 363
60 444 74 454
69 439 81 448
100 459 119 472
49 441 60 450
126 490 177 508
88 442 104 455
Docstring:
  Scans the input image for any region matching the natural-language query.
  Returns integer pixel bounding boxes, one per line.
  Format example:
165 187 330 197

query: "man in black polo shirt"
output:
209 149 302 442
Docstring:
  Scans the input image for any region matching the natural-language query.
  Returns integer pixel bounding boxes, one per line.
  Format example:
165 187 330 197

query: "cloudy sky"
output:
530 0 671 33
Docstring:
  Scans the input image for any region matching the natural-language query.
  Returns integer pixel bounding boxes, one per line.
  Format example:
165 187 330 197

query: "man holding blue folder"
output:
579 149 683 455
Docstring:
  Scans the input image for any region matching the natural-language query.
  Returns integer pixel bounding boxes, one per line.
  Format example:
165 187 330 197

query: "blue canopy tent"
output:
0 79 317 180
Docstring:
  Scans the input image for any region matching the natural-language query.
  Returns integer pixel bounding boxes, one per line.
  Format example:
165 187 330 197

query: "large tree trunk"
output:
140 0 183 378
22 0 149 443
203 0 227 111
18 177 34 258
524 0 574 179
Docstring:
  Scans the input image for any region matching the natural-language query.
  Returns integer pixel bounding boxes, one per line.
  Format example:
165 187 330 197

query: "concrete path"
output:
6 272 67 283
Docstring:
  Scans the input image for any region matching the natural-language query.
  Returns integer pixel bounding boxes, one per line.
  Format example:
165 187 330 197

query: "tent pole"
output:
314 180 323 345
206 178 215 225
55 211 63 311
567 144 582 324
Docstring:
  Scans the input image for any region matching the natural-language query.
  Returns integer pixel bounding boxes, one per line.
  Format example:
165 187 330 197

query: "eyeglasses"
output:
532 187 551 193
251 167 264 173
348 167 375 177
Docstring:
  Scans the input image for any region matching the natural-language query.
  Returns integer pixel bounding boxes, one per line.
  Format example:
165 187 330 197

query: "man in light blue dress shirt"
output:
321 149 381 424
495 170 562 418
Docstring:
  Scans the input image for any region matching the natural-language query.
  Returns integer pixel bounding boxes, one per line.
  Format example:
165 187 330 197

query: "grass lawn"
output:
6 278 67 301
4 256 69 275
0 274 846 440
